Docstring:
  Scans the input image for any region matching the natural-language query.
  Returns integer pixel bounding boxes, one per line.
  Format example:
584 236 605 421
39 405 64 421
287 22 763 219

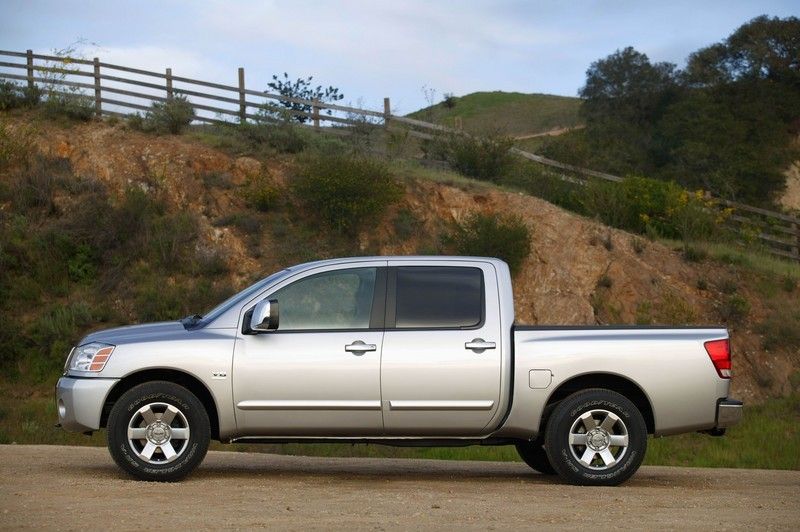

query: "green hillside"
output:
408 91 582 137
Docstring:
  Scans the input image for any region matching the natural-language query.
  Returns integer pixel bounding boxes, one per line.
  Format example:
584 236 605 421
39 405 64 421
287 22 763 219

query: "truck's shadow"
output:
67 458 693 487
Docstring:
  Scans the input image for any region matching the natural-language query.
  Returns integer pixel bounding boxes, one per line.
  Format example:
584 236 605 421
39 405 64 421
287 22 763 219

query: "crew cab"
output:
56 256 742 485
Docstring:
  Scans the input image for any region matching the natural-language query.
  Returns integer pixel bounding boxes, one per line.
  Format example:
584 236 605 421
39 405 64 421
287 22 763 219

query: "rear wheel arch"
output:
539 373 655 435
101 368 221 441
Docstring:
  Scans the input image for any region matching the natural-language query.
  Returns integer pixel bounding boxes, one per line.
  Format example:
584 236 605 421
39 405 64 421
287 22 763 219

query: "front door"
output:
233 263 387 436
380 261 503 436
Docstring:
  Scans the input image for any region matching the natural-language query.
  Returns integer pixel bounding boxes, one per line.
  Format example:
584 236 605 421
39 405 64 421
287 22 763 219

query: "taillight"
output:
705 339 731 378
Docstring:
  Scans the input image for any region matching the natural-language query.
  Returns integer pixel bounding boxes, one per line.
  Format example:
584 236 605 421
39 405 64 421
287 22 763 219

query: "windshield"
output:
196 269 289 326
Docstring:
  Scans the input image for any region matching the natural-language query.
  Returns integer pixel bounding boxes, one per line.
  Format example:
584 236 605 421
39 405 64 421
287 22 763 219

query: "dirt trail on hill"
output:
0 445 798 530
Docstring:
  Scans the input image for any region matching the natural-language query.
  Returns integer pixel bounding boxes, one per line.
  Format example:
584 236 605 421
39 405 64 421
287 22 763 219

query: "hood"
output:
80 321 188 346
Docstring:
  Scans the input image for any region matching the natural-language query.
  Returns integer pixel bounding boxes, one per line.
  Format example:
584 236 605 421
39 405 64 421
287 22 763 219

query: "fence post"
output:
165 68 173 99
312 99 320 130
93 57 101 118
383 97 391 127
238 67 246 123
454 116 463 130
26 49 34 91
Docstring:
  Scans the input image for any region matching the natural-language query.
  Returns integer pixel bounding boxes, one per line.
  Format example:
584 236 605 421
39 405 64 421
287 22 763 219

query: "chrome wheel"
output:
127 402 190 464
568 409 629 470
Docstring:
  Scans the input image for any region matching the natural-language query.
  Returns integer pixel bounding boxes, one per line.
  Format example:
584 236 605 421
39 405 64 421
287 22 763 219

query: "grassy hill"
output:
408 91 581 137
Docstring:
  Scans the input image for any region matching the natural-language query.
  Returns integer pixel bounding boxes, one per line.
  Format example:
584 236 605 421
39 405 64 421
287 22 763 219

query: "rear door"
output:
380 260 503 436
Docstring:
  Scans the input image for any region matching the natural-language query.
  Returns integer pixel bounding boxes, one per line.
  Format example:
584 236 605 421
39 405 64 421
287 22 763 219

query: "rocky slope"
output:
6 115 798 404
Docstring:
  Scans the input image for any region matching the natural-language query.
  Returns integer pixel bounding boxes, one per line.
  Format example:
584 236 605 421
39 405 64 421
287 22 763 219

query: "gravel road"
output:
1 445 798 530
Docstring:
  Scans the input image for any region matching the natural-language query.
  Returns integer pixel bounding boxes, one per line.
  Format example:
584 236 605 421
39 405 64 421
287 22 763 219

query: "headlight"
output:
67 343 115 372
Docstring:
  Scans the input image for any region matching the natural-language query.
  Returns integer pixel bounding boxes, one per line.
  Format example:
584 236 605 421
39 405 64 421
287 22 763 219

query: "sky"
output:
1 1 797 114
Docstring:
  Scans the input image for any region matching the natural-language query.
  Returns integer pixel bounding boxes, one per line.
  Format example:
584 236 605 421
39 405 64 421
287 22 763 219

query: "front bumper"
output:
55 376 119 432
715 398 743 429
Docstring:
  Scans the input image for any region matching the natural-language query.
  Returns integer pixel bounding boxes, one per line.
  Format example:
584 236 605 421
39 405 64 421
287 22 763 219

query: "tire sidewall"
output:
108 382 210 481
545 390 646 486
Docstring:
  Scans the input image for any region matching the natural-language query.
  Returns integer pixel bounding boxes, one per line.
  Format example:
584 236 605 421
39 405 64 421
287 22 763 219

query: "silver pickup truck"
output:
56 256 742 485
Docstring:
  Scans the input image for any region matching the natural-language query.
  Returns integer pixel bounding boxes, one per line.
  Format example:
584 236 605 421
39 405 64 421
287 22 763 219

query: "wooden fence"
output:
1 49 798 262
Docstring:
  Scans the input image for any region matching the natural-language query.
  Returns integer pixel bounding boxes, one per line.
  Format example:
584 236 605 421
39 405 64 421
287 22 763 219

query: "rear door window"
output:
392 266 483 328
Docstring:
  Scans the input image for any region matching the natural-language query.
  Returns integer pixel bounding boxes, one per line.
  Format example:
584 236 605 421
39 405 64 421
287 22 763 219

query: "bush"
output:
42 91 94 121
758 311 800 351
292 153 402 234
717 294 750 326
500 164 587 214
9 155 72 214
432 132 514 182
0 120 35 171
239 121 308 154
140 95 194 134
393 208 423 240
446 212 531 275
582 176 719 241
0 81 41 110
244 174 279 212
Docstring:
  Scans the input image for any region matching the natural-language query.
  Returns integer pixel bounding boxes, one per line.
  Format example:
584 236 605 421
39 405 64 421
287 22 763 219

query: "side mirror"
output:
250 299 279 332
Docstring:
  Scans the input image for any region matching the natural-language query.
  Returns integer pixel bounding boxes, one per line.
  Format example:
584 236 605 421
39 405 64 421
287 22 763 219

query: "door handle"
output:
465 338 496 352
345 340 377 355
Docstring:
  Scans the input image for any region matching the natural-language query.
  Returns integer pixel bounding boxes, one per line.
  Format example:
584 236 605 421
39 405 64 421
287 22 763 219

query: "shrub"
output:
0 120 35 171
42 91 94 121
238 120 308 154
717 294 750 326
597 274 613 289
757 311 800 351
26 301 95 381
447 212 531 275
244 174 279 212
393 208 422 240
213 211 261 234
500 164 586 214
683 245 707 262
9 155 71 213
292 153 402 234
146 212 199 269
0 81 41 110
141 95 194 134
442 93 457 109
434 132 514 182
582 175 719 241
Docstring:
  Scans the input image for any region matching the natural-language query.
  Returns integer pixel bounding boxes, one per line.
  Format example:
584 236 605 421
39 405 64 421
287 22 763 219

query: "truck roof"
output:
285 256 509 272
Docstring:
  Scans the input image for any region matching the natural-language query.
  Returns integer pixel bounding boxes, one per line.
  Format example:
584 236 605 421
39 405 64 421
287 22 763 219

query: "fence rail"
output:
1 49 798 262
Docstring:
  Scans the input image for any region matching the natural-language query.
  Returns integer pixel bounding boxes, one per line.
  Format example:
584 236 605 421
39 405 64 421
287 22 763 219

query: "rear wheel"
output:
544 388 646 486
515 440 556 474
107 381 210 481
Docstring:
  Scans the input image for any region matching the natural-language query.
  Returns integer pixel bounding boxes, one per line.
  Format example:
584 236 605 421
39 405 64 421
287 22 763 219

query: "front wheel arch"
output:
101 368 221 441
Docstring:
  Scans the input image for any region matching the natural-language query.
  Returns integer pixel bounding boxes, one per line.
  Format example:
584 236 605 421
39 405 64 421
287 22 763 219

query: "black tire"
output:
107 381 210 482
544 388 647 486
515 440 556 475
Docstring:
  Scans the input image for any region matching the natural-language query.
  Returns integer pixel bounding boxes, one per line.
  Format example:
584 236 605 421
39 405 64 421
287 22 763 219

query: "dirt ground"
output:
0 445 798 530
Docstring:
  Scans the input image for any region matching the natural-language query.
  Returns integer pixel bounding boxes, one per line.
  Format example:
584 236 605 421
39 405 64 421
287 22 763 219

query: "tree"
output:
577 47 680 175
580 47 679 126
264 73 344 124
685 15 800 87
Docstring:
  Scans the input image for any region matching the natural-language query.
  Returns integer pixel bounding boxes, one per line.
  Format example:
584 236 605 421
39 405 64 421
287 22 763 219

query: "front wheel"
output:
107 381 210 481
544 389 647 486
